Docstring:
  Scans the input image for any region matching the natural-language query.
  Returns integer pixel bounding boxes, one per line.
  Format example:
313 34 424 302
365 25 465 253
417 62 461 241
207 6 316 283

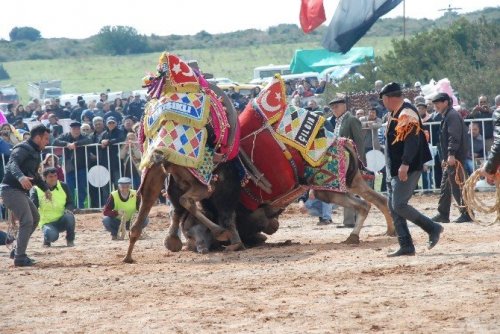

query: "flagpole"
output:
403 0 406 39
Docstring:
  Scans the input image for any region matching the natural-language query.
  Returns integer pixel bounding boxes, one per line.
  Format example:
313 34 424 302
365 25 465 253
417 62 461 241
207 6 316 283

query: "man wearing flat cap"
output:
430 92 473 223
53 121 93 208
380 82 443 257
328 93 365 228
102 177 148 240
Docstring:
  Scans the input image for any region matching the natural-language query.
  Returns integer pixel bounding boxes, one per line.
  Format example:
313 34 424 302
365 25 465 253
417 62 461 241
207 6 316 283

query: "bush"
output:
95 26 149 55
9 27 41 41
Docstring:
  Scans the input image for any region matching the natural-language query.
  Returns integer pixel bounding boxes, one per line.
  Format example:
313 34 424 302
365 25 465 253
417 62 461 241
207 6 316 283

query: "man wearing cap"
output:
88 116 110 208
328 94 365 228
126 93 145 121
380 82 443 257
31 167 76 247
101 117 126 188
53 121 93 208
431 92 473 223
102 177 148 240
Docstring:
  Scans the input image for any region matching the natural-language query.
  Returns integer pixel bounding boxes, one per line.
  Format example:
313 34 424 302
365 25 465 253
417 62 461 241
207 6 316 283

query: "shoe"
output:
431 214 450 224
453 214 473 223
428 225 444 250
317 218 333 226
43 241 51 247
387 246 416 257
67 240 75 247
336 224 355 229
317 218 333 225
14 257 36 267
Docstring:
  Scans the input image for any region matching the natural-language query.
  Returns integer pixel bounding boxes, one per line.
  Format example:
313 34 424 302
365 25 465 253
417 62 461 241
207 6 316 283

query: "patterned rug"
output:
304 138 350 193
144 92 210 137
143 120 207 169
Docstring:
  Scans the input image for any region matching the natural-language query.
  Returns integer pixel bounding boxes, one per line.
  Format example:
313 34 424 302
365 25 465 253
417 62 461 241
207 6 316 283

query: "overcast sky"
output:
1 0 498 40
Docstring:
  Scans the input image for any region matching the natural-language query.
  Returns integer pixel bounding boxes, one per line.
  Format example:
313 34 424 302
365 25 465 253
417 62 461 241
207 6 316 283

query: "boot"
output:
453 212 473 223
413 216 444 250
387 236 415 257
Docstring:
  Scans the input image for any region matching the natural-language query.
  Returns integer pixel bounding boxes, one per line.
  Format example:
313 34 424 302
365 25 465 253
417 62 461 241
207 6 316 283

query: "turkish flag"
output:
300 0 326 34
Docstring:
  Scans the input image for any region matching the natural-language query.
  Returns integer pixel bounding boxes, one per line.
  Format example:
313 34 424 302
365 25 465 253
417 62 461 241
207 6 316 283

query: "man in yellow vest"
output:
102 177 148 240
30 167 76 247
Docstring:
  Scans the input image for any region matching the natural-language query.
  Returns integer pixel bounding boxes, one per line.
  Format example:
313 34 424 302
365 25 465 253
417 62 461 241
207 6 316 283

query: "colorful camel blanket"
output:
275 105 335 167
304 137 350 193
140 52 238 174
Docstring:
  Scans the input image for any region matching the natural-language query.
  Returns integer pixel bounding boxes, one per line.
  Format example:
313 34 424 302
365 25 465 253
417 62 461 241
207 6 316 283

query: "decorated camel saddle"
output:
239 75 351 211
139 52 240 185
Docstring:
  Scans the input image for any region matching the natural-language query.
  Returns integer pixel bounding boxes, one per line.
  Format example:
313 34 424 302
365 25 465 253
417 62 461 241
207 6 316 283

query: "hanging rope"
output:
462 169 500 225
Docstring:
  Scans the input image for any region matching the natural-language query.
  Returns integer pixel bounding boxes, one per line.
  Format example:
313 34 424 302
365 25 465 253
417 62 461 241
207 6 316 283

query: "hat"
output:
117 177 132 185
431 92 450 103
416 102 427 108
328 93 346 105
379 82 402 98
69 121 81 128
106 116 117 124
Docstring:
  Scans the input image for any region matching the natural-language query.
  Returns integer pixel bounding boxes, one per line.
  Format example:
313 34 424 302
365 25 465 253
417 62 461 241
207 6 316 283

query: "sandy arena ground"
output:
0 193 499 333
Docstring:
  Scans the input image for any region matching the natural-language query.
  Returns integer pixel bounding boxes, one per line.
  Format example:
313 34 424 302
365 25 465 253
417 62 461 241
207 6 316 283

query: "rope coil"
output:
462 169 500 225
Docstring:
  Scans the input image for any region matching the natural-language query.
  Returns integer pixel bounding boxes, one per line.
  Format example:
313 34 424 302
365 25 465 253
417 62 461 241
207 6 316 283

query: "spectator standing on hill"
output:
467 95 494 152
53 121 93 209
126 93 145 121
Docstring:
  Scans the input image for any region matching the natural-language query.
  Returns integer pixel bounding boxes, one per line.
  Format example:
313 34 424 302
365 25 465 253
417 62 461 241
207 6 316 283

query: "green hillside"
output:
1 37 394 103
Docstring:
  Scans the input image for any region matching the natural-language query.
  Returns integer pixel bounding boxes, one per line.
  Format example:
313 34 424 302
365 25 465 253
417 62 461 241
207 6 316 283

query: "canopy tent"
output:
289 47 374 74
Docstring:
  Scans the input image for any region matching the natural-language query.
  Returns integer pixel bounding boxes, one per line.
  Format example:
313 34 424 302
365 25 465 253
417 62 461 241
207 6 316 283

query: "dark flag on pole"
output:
300 0 327 34
322 0 403 53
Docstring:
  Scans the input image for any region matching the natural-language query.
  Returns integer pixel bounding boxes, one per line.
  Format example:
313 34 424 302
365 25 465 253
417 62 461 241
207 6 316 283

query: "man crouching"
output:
31 167 76 247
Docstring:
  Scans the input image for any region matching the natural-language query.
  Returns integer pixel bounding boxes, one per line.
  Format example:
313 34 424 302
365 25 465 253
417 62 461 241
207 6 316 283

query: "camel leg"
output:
221 211 245 251
349 172 395 236
179 195 231 242
314 190 370 244
163 175 186 252
123 165 166 263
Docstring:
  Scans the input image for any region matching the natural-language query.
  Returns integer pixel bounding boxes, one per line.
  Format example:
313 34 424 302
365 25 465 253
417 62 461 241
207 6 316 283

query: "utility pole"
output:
403 0 406 39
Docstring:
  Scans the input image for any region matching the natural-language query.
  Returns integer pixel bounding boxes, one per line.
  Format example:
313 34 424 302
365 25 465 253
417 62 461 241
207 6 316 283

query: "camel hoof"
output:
123 256 135 264
385 229 396 237
165 235 183 252
215 229 232 242
343 234 360 244
263 218 280 235
223 242 245 252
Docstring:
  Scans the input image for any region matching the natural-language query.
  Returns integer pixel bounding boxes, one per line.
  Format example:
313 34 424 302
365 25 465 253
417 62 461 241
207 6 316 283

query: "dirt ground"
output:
0 193 499 333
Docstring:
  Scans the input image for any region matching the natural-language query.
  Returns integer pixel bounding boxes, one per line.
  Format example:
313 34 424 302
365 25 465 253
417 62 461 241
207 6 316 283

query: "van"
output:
217 83 262 97
251 64 291 84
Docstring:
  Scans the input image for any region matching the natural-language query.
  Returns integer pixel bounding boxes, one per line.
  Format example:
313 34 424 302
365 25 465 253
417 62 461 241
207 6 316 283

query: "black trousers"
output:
437 163 467 218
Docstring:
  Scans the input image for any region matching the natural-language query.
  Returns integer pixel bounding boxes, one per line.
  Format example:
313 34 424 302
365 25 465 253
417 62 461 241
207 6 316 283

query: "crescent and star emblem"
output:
259 90 282 112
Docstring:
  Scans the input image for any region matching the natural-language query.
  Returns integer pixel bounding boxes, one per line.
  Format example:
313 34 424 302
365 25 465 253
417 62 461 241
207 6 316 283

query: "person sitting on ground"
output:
298 190 335 225
102 177 148 240
30 167 76 247
0 230 15 246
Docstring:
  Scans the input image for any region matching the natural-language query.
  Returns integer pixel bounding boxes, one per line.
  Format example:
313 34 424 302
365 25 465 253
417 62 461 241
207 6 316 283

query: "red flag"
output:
300 0 326 34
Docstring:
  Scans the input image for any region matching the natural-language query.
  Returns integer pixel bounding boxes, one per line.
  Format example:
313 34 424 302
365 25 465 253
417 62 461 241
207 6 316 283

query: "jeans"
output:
421 169 433 191
388 171 424 239
305 199 334 220
42 213 76 243
102 216 149 237
0 186 39 259
66 169 88 208
465 159 474 176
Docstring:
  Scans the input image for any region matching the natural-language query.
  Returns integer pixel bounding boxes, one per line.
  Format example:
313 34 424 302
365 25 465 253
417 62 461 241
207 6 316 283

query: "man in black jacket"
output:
53 121 93 208
431 93 473 223
381 83 443 257
0 125 51 267
479 105 500 182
